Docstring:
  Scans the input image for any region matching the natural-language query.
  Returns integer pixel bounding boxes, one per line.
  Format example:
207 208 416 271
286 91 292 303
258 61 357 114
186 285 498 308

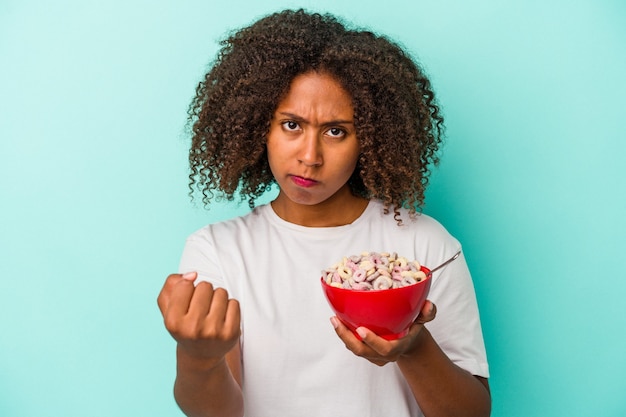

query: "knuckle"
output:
349 343 366 356
378 349 390 357
163 315 182 333
165 317 203 340
177 322 205 341
156 294 166 310
196 281 213 291
165 273 183 286
378 345 394 357
212 287 229 300
202 323 239 342
200 323 221 339
223 326 241 341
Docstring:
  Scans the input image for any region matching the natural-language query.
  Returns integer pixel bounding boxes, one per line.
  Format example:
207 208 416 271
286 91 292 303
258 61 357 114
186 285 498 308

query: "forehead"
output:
275 71 354 119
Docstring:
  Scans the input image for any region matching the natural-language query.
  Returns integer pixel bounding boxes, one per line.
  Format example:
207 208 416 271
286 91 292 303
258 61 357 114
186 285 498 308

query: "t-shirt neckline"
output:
261 199 378 235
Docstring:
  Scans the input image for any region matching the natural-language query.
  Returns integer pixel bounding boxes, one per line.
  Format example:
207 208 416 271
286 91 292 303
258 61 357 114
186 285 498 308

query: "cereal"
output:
322 252 427 291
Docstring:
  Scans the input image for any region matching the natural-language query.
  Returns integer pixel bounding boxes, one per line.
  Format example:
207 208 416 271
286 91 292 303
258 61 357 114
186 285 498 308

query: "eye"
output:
326 127 346 138
282 121 300 132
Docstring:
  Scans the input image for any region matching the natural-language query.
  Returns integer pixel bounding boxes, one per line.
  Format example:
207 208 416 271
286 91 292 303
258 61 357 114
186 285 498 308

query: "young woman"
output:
157 9 490 417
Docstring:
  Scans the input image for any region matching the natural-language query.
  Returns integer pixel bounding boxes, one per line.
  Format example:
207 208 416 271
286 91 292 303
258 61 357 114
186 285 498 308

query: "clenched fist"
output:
157 272 241 364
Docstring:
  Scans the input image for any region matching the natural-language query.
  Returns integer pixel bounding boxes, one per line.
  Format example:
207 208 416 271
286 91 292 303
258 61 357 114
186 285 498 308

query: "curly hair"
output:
187 9 444 220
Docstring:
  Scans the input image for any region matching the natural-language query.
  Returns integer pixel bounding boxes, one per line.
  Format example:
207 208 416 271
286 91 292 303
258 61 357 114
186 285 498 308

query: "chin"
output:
280 189 326 206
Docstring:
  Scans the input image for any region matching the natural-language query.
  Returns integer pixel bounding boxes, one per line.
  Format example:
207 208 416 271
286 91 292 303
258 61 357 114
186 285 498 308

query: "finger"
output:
187 281 215 320
330 318 397 365
330 317 355 342
331 317 369 353
202 288 239 340
165 278 196 319
157 273 186 314
205 287 231 325
223 299 241 339
415 300 437 324
355 327 396 357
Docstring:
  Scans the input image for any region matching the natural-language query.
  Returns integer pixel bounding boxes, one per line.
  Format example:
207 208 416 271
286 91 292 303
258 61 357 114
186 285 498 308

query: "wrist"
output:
176 344 226 373
398 326 431 364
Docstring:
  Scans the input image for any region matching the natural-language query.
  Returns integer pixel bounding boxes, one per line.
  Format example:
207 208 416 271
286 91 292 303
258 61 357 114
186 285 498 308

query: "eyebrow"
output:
277 112 354 126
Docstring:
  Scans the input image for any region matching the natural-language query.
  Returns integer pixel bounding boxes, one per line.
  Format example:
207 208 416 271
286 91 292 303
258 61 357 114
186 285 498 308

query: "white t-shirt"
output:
179 200 489 417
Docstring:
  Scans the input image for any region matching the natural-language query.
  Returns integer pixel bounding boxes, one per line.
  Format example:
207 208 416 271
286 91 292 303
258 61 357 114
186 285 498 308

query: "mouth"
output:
290 175 319 188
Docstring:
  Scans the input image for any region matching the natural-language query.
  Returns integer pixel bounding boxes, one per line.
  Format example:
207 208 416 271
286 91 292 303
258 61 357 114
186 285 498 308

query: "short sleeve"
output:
427 250 490 378
178 228 229 291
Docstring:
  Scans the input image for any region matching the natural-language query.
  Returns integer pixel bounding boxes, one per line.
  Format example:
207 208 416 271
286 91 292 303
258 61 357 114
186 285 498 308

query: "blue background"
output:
1 0 625 416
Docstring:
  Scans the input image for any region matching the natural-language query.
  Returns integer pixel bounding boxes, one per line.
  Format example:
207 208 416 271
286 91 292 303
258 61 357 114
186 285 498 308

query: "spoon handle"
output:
428 250 462 275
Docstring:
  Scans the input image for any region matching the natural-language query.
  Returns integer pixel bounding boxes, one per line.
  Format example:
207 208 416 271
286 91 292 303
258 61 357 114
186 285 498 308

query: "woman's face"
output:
266 71 360 211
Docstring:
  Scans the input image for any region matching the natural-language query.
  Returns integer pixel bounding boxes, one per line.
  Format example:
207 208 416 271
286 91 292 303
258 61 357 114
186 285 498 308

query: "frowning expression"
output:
266 71 360 208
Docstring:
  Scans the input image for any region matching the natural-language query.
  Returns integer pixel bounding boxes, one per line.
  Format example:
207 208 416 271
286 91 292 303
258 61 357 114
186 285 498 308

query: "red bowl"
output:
321 266 432 340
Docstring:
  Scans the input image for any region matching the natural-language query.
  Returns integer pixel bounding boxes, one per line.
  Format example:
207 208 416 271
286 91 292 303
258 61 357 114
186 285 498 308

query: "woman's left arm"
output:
331 301 491 417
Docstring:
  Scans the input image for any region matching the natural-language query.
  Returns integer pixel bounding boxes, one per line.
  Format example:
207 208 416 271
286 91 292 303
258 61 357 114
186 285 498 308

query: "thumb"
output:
414 300 436 325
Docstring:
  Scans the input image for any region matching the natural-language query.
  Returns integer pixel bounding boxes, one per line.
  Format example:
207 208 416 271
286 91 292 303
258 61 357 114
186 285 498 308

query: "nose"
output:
298 131 323 167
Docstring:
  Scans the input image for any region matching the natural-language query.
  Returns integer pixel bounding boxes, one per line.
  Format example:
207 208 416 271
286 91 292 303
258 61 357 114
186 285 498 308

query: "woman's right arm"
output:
157 272 244 417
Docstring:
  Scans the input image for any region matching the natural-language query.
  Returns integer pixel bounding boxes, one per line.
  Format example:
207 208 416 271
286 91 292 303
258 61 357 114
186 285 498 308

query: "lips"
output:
290 175 318 188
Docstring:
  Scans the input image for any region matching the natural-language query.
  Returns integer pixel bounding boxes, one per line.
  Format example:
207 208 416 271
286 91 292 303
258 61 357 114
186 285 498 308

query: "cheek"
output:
265 140 289 177
344 147 361 172
330 155 359 185
266 140 283 164
265 133 279 158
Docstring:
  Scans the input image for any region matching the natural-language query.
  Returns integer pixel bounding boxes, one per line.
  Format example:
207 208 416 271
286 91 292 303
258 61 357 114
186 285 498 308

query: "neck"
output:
271 190 369 227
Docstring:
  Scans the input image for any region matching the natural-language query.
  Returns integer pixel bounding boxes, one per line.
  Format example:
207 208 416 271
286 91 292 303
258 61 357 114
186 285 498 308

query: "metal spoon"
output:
427 250 462 277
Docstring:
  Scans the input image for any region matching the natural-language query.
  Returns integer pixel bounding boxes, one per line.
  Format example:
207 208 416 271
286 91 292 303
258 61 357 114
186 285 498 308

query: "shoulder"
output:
179 205 272 281
412 212 454 238
368 201 454 237
362 201 461 259
189 204 269 234
404 212 460 250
